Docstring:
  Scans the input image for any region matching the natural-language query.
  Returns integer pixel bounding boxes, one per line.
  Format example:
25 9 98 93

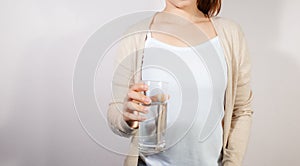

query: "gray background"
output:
0 0 299 165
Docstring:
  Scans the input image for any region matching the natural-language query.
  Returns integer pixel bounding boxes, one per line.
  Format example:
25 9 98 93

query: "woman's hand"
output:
123 82 151 128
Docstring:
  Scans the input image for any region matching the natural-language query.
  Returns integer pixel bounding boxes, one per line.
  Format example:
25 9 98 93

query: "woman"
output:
108 0 254 165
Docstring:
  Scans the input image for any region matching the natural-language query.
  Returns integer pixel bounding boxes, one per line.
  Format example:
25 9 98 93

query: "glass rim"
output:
140 79 169 84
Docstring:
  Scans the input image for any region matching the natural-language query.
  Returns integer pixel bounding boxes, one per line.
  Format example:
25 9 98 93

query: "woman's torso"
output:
139 29 227 165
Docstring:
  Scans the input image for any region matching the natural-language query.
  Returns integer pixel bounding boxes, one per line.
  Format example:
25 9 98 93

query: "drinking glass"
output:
138 80 169 154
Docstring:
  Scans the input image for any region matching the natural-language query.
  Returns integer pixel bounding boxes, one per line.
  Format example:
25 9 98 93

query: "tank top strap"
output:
146 30 152 39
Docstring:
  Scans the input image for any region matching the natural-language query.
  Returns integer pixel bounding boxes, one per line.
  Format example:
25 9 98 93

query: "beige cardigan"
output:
107 12 254 166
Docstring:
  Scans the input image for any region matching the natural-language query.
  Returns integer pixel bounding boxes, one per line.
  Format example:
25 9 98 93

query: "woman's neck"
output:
162 0 207 23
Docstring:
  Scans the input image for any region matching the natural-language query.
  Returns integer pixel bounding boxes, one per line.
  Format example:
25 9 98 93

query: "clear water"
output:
138 102 167 154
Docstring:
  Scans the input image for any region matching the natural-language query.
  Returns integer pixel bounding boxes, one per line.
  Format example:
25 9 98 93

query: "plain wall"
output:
0 0 299 165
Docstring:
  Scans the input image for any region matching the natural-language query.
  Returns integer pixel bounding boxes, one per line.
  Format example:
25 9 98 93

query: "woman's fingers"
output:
149 93 169 103
125 101 149 114
130 82 148 92
123 83 152 123
127 91 151 105
123 110 146 122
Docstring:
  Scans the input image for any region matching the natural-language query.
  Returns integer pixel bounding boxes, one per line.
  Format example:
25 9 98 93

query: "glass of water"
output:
138 80 169 155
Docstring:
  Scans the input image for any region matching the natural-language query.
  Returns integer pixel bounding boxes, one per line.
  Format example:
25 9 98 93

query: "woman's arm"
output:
107 33 138 138
223 24 254 166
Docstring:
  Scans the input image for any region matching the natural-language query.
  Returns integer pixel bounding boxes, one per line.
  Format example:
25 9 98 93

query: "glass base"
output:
138 142 166 155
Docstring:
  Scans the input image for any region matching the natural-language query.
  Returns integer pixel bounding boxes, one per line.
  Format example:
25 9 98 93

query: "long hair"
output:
197 0 222 17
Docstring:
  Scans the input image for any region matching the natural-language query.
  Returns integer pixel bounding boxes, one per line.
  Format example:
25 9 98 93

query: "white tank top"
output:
140 30 227 166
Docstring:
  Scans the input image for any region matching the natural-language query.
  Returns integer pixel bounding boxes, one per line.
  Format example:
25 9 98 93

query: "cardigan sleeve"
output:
222 23 254 166
106 32 138 138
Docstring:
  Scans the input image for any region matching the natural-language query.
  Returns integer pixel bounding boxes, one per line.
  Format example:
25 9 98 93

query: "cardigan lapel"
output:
210 17 233 148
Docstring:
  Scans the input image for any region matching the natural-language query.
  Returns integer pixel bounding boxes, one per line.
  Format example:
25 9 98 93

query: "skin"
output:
123 0 217 128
